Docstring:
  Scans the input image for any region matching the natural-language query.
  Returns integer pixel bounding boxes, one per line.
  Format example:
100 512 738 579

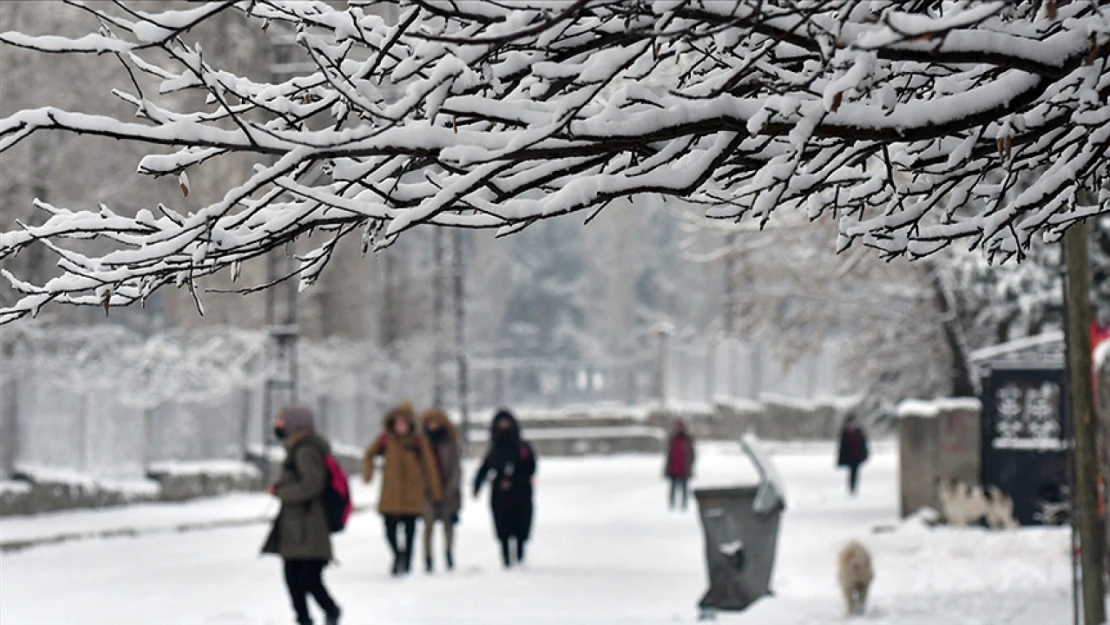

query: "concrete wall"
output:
0 373 16 479
896 399 982 518
648 396 859 441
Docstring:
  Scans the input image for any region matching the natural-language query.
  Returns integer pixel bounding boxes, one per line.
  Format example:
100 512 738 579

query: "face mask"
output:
273 426 287 441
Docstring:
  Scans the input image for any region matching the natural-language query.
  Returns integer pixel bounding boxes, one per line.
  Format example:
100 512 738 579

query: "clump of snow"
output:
718 539 744 556
901 506 942 530
146 461 260 479
896 397 982 419
0 481 31 496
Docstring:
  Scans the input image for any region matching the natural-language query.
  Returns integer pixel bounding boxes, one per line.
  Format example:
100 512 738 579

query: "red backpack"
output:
322 455 353 533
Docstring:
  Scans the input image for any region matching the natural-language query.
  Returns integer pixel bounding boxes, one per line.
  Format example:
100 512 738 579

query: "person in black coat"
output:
473 409 537 568
837 416 870 496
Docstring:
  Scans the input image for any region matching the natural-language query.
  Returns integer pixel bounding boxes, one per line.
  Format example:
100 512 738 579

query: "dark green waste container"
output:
695 434 785 619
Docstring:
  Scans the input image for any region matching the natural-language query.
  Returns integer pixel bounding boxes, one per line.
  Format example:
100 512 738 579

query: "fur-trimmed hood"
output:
383 401 417 432
421 408 458 442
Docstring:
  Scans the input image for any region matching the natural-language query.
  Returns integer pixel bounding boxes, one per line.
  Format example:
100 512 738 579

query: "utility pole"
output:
1063 218 1108 625
259 27 305 485
453 230 470 457
723 231 736 337
432 228 445 407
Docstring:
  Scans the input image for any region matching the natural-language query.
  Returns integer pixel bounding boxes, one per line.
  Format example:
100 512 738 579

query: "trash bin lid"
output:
694 485 760 499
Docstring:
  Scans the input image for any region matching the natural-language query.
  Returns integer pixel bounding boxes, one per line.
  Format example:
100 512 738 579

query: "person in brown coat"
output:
421 408 463 573
362 402 442 576
262 405 341 625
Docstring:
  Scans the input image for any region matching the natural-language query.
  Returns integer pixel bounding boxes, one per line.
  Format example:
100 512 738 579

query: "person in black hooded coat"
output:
473 409 537 568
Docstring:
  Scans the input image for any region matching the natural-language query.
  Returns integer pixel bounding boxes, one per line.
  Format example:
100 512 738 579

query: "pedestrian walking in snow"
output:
663 419 696 510
473 409 537 568
262 405 342 625
837 416 870 496
362 402 443 576
420 408 463 572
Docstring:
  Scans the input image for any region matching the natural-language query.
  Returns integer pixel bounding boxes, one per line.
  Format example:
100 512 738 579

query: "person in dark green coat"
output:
262 405 341 625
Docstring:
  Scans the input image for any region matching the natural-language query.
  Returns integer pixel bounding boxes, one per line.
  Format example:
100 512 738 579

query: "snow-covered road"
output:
0 442 1073 624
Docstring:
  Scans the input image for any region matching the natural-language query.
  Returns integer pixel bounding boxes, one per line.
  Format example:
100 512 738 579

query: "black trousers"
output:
283 559 339 625
847 463 861 495
384 514 418 569
669 477 689 509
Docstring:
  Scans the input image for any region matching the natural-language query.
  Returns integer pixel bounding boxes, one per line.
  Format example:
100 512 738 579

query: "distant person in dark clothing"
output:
663 419 696 510
474 409 537 568
837 416 870 496
262 405 342 625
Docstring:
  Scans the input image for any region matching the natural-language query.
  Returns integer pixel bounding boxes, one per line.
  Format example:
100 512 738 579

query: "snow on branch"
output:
1 0 1109 323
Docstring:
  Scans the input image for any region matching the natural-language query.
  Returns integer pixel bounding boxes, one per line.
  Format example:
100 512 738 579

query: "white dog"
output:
983 485 1020 530
837 540 874 617
937 478 1019 529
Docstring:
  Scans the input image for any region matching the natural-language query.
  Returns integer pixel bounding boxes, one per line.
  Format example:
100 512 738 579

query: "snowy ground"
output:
0 442 1075 625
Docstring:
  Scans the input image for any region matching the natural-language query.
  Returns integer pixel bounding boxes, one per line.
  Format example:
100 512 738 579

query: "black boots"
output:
516 539 526 564
500 540 512 568
426 557 434 573
392 550 412 576
391 552 403 576
445 551 454 571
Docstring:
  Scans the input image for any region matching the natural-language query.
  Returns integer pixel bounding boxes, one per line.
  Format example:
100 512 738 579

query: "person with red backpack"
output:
474 409 537 569
362 402 442 576
262 405 343 625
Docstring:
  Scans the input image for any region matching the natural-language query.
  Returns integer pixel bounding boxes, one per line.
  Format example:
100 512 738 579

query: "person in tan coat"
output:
420 408 463 573
363 402 442 576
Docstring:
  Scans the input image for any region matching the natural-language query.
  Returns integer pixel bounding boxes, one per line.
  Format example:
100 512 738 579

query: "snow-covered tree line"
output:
693 210 1110 403
0 0 1107 325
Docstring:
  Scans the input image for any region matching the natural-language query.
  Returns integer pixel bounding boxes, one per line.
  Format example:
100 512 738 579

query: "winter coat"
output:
474 411 537 541
363 404 443 516
837 425 869 467
422 408 463 519
664 432 696 479
261 431 334 561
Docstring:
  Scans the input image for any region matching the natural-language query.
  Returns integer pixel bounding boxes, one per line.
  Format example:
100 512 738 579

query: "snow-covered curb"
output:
467 425 665 442
147 460 260 479
13 464 159 497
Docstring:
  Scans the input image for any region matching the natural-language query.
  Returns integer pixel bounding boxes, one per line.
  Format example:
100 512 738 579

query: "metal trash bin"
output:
695 434 786 619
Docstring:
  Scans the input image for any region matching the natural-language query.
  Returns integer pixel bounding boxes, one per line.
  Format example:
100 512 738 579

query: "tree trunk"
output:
1063 219 1108 625
926 261 976 397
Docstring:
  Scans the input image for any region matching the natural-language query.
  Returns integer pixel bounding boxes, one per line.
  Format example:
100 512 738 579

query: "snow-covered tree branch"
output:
1 0 1108 323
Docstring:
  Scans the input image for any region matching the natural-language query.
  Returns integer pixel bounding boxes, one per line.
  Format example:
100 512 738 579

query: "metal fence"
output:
0 326 846 480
